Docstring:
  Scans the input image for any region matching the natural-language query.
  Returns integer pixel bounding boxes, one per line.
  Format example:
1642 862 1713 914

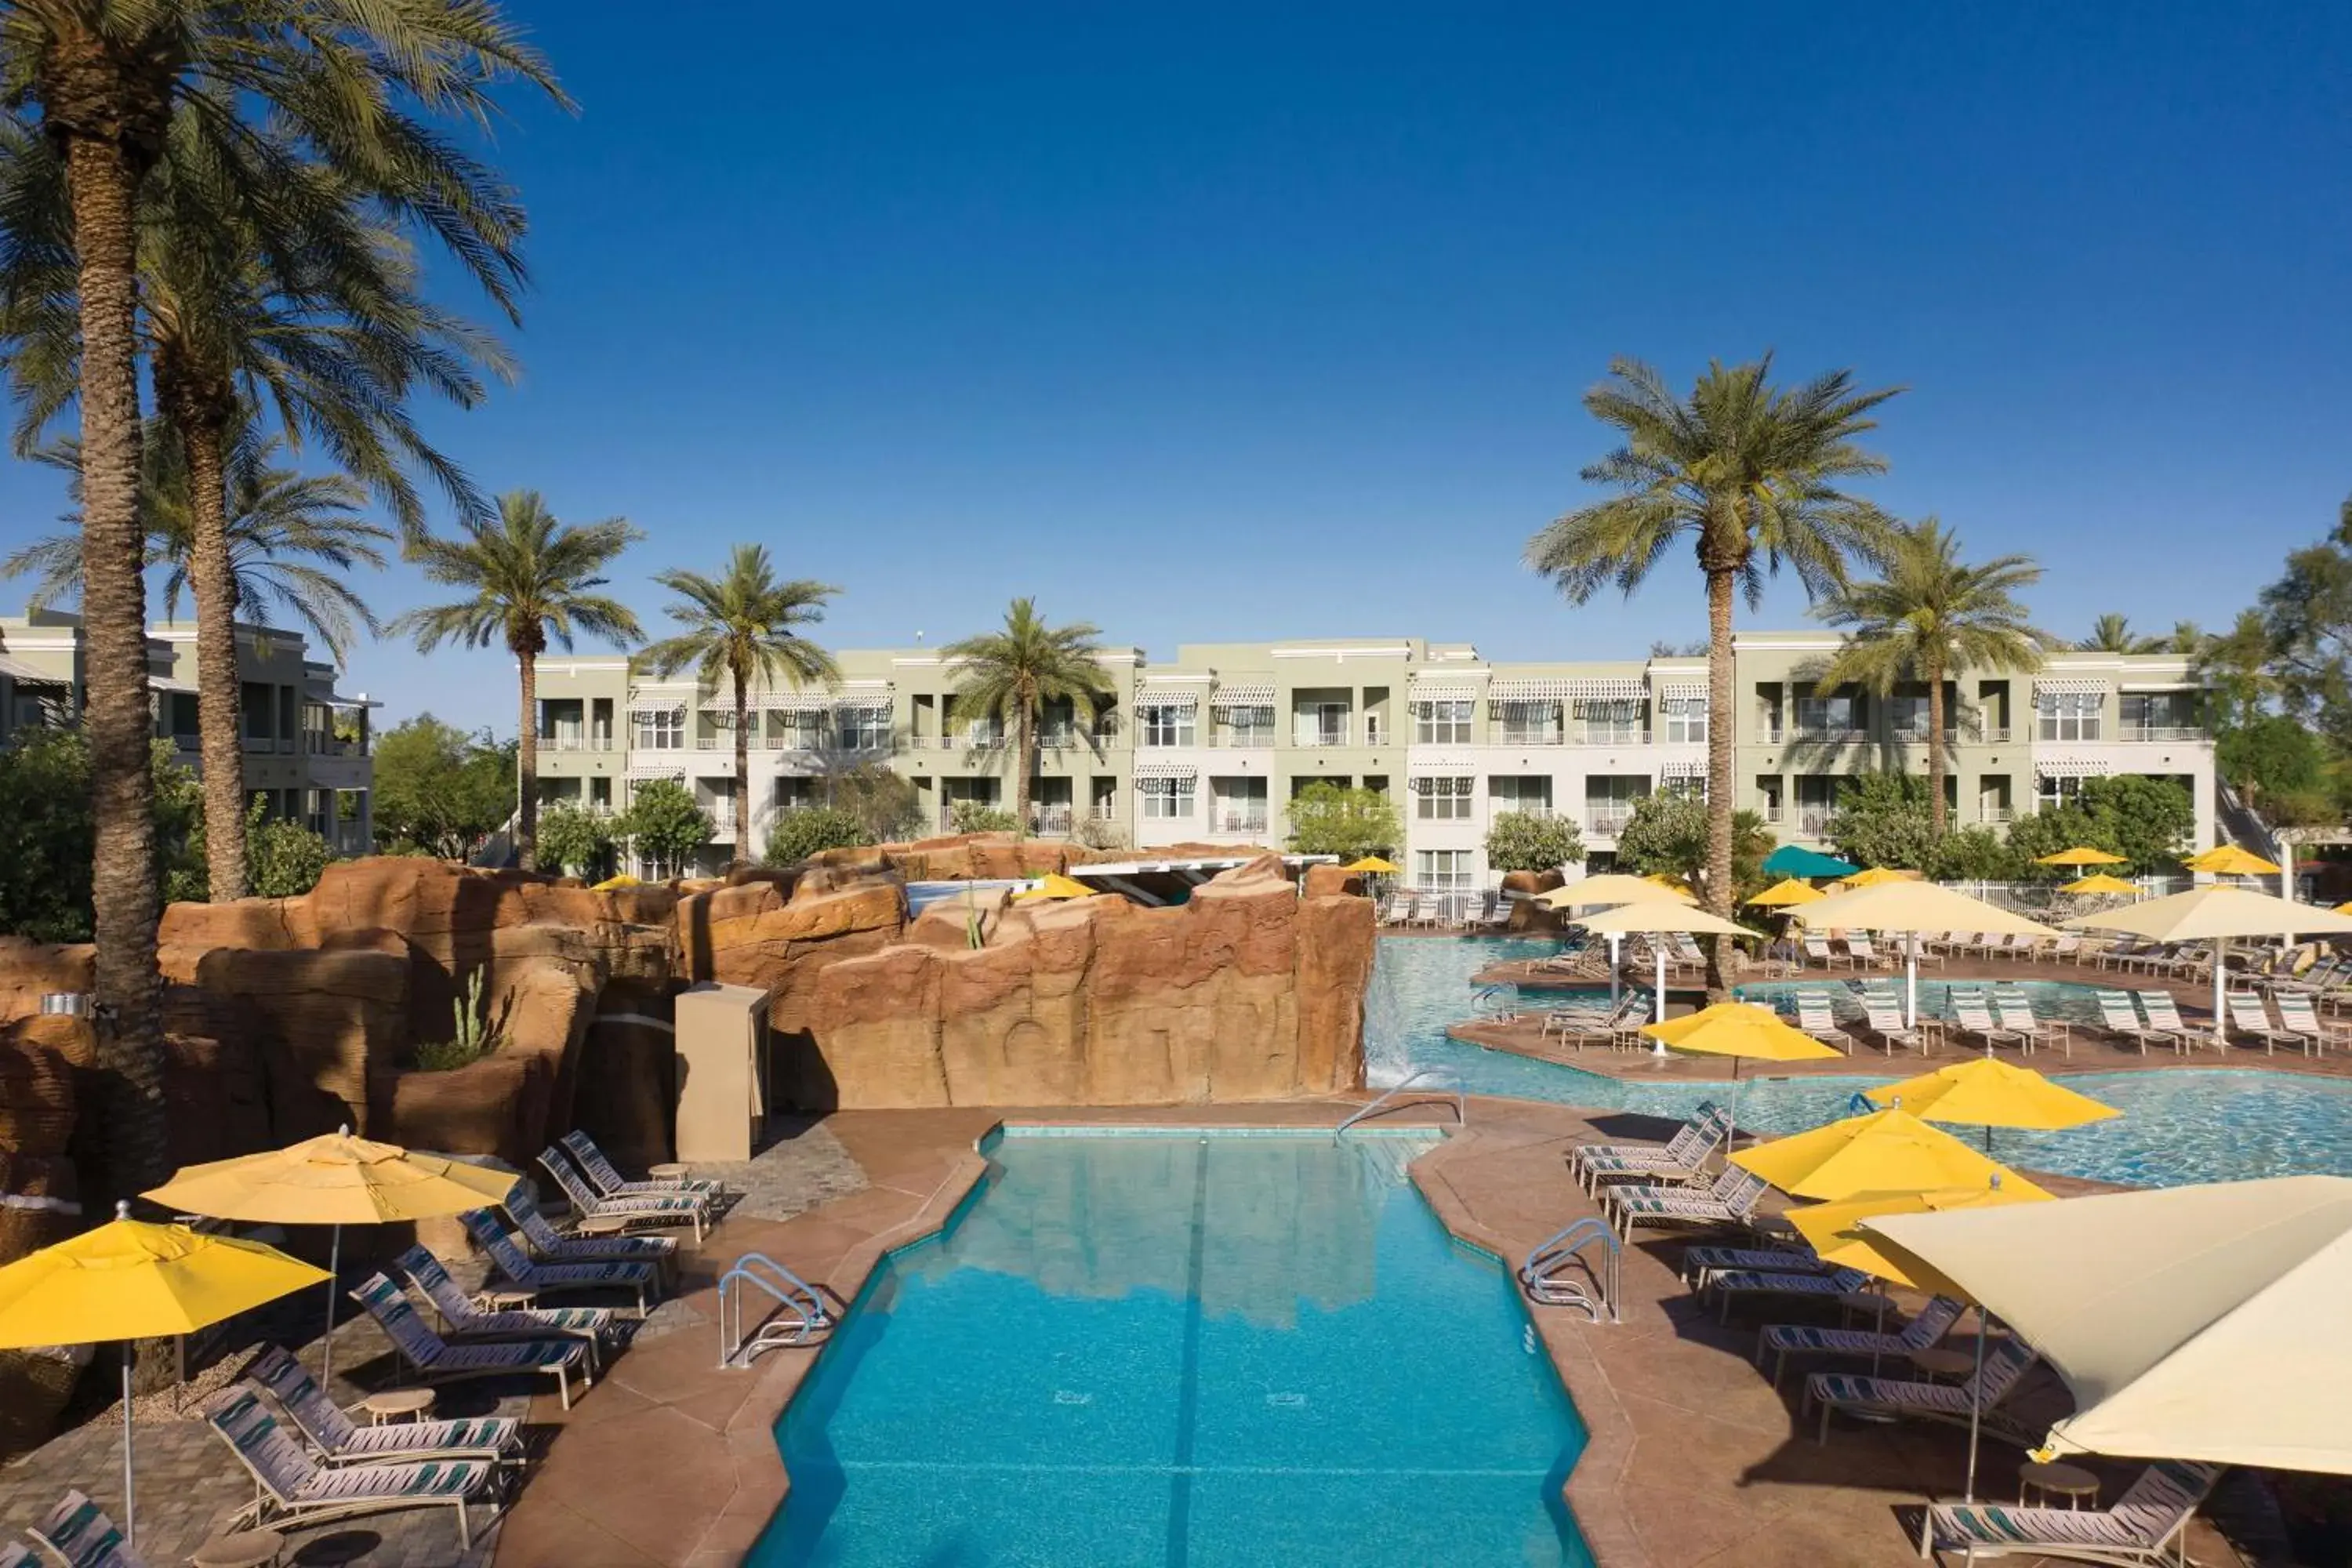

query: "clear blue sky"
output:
5 2 2350 733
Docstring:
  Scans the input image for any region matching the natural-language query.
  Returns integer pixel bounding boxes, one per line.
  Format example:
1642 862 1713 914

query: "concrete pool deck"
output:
495 1098 2274 1567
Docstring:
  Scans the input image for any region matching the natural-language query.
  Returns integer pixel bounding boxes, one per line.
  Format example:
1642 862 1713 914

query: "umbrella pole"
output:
1964 1306 1987 1503
2213 936 2227 1051
1906 934 1918 1029
121 1351 135 1544
322 1222 342 1390
1654 948 1668 1025
1609 935 1622 1007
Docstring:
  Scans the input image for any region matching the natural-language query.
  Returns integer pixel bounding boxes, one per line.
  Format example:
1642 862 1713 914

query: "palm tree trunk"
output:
516 652 539 872
1927 664 1949 838
731 666 750 869
1703 564 1738 996
1014 691 1036 834
60 128 169 1200
160 380 251 901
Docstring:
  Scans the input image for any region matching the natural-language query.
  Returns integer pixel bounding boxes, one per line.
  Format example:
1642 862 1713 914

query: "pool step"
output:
1348 1132 1442 1189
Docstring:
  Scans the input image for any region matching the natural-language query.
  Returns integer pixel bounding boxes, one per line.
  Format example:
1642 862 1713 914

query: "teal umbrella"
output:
1760 844 1861 879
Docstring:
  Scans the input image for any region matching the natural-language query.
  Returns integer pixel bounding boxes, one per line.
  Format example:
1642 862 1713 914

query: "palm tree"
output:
638 546 841 869
2078 613 2160 654
392 493 642 873
942 598 1114 834
1526 355 1900 985
1813 519 2051 836
0 1 561 1197
6 430 390 661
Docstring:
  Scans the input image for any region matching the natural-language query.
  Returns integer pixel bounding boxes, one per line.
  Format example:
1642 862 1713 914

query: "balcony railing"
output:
1293 724 1352 748
1583 811 1634 835
1574 727 1649 746
1984 728 2013 744
1798 809 1833 834
172 731 201 753
1790 727 1868 745
1212 733 1277 749
1759 805 1785 824
1214 812 1270 835
1490 802 1558 819
2119 725 2206 742
1977 806 2016 823
538 734 614 753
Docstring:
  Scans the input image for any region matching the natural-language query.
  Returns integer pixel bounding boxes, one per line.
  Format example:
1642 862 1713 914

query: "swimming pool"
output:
1374 936 2352 1187
757 1130 1592 1566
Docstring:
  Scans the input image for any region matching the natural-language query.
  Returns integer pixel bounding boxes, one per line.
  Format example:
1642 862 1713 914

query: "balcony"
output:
1759 805 1785 825
1214 812 1270 836
1584 810 1634 835
1789 728 1867 746
2119 725 2206 742
1293 724 1353 749
1213 732 1277 749
1574 727 1649 746
1489 802 1558 819
1983 728 2013 744
1977 806 2016 824
171 731 201 753
1798 809 1833 835
1495 728 1564 747
538 733 613 753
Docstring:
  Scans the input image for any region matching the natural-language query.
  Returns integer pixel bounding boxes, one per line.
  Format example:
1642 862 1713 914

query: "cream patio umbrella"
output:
1793 880 2061 1029
1863 1174 2352 1475
1535 876 1696 1006
2065 885 2352 1047
1573 901 1755 1026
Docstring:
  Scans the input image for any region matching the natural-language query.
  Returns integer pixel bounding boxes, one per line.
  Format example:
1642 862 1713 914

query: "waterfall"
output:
1362 941 1410 1087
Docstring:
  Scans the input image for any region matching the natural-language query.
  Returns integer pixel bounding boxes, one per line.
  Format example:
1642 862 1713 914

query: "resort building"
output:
538 632 2217 884
0 609 377 855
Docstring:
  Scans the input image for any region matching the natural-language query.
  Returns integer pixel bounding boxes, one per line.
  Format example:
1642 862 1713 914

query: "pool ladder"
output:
1336 1067 1466 1134
1519 1218 1621 1324
716 1251 833 1369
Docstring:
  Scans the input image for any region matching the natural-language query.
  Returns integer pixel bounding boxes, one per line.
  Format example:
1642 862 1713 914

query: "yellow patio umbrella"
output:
1864 1057 2119 1155
1013 872 1094 902
1639 1002 1842 1144
1732 1105 2053 1203
147 1129 517 1385
0 1203 327 1543
1836 866 1915 888
1746 877 1826 908
2067 884 2352 1047
2059 873 2140 895
590 872 642 890
1576 902 1755 1025
1794 879 2061 1029
2336 900 2352 917
1784 1181 2054 1289
2034 847 2127 868
2183 844 2281 877
1341 856 1400 875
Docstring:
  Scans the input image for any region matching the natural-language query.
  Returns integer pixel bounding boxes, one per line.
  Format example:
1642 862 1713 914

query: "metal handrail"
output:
1519 1218 1621 1323
716 1251 832 1368
1472 985 1519 1020
1337 1068 1465 1134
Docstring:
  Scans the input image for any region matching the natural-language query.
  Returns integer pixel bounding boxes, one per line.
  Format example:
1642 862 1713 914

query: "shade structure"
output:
1760 844 1860 879
1783 1182 2053 1289
1639 1003 1842 1144
1864 1058 2119 1132
1341 856 1400 874
1836 866 1915 889
1013 873 1094 901
2183 844 2281 876
2067 885 2352 1046
2034 847 2128 868
1746 877 1826 908
0 1203 326 1543
148 1131 517 1385
2060 873 2140 895
1533 874 1695 910
1862 1175 2352 1474
1732 1105 2053 1203
1795 880 2062 1028
1576 902 1755 1025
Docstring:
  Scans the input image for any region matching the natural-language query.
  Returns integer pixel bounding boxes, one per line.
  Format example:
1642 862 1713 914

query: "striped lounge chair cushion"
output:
463 1212 655 1290
1579 1150 1702 1178
1929 1461 2222 1553
507 1188 676 1263
1682 1247 1824 1278
285 1454 487 1504
423 1337 582 1374
1812 1372 1978 1417
1708 1266 1873 1298
1763 1297 1964 1358
397 1246 612 1338
561 1131 720 1196
329 1416 519 1462
33 1491 132 1568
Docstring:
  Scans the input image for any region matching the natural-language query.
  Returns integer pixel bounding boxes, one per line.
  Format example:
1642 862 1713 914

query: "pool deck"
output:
494 1098 2278 1568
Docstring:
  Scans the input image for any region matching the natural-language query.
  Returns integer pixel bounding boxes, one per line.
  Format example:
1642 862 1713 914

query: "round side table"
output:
361 1387 437 1426
648 1162 691 1181
575 1213 632 1237
192 1529 285 1568
477 1287 535 1312
1907 1347 1977 1382
2019 1460 2100 1509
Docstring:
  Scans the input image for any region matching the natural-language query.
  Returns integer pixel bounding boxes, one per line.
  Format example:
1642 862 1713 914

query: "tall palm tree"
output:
6 430 390 662
637 546 840 869
2078 612 2160 654
0 1 560 1199
1526 355 1900 982
942 598 1114 834
391 493 641 873
1813 518 2051 836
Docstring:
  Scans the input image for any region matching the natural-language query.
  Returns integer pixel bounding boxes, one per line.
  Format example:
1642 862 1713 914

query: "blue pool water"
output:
1374 937 2352 1187
757 1131 1591 1566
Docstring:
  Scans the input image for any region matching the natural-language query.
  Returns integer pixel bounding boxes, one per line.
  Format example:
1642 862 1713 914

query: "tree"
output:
2258 497 2352 746
763 808 870 866
1286 782 1402 862
1612 791 1776 905
0 5 560 1194
1526 355 1898 989
392 494 642 873
816 758 923 844
2218 713 2326 806
0 731 203 942
1484 811 1588 875
244 797 329 898
2006 775 2196 874
637 545 840 869
1926 825 2027 883
535 804 615 880
2077 612 2160 654
371 717 516 861
1813 518 2049 836
1824 771 1938 870
618 779 713 880
942 598 1114 833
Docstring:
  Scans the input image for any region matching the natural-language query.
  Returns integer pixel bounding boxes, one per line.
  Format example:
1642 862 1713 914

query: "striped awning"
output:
1658 758 1707 779
2034 677 2113 696
755 690 835 712
627 698 685 717
1488 676 1645 702
1406 677 1485 702
1407 775 1472 793
1134 686 1200 711
1133 761 1198 781
0 653 66 685
1652 682 1708 705
625 760 685 780
2036 757 2114 779
1210 683 1274 708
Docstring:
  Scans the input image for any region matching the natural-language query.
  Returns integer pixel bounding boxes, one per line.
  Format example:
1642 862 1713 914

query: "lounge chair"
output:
1803 1336 2039 1444
393 1246 612 1367
246 1346 521 1466
1950 992 2027 1053
2043 934 2083 964
532 1151 707 1243
1861 998 1931 1055
1702 1265 1892 1327
1794 992 1854 1054
559 1130 722 1202
2136 991 2207 1050
351 1272 592 1409
1603 1166 1769 1240
2096 990 2175 1054
2263 953 2337 996
1755 1294 1965 1389
2 1542 29 1568
504 1184 677 1272
26 1492 146 1568
2222 992 2311 1056
1571 1104 1727 1192
1678 1242 1826 1290
1802 933 1849 970
459 1210 660 1316
1844 934 1881 968
1917 1458 2224 1567
1993 988 2071 1058
2268 993 2343 1055
2094 938 2147 972
203 1386 499 1549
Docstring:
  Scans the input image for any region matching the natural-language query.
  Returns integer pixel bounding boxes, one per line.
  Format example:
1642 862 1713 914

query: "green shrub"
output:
764 808 872 866
537 803 615 879
246 799 332 898
949 800 1020 834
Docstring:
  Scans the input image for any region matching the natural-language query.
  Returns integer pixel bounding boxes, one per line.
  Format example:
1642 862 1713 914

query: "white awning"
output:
1489 676 1645 702
1658 758 1707 779
757 690 837 712
833 696 893 715
1133 761 1198 781
1653 682 1708 704
627 699 684 718
1134 687 1199 711
625 760 685 780
1210 683 1275 708
2034 677 2114 696
1406 677 1485 702
2036 757 2114 779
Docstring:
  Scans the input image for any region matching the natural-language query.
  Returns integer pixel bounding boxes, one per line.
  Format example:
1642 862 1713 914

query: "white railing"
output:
1294 723 1352 748
1490 803 1559 820
1791 727 1868 746
1214 733 1277 749
1976 806 2016 824
1575 727 1649 746
1584 811 1633 835
1759 805 1786 825
1496 728 1564 747
1035 808 1074 836
539 734 614 753
1214 813 1270 835
2120 725 2206 742
1798 809 1833 834
172 731 201 753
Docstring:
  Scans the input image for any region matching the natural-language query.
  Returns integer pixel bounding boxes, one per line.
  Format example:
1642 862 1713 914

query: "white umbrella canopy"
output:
1864 1175 2352 1474
1794 881 2061 1027
1533 875 1695 910
1573 902 1753 1025
2067 887 2352 1047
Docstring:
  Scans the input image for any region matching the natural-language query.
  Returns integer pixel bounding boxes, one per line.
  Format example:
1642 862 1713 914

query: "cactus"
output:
415 968 500 1072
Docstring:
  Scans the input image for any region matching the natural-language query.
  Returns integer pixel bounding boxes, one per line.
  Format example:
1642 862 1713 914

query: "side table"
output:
191 1529 285 1568
2018 1459 2100 1509
361 1387 437 1426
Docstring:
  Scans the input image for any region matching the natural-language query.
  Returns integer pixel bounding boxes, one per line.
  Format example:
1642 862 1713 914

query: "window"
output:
1794 694 1857 737
1140 703 1196 747
1573 698 1644 742
2036 691 2103 742
2038 772 2085 811
634 707 684 750
1140 776 1196 819
1584 775 1647 831
776 710 829 751
1491 699 1562 746
1414 849 1473 890
1489 775 1552 814
1414 775 1473 820
837 706 890 752
1412 699 1473 745
1886 696 1931 740
1211 777 1268 833
1296 702 1350 746
1661 696 1708 745
958 710 1002 746
2120 692 2194 738
1216 705 1275 746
